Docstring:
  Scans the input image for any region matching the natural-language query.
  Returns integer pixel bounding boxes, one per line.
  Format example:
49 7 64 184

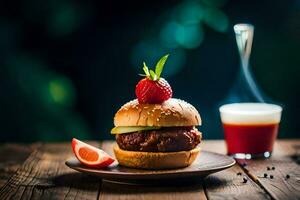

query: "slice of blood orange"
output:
72 138 114 168
78 147 99 162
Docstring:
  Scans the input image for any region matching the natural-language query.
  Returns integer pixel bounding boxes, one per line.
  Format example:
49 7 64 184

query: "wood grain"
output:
201 140 300 200
0 140 299 200
99 141 207 200
239 140 300 200
0 143 37 188
0 142 101 200
204 164 271 200
201 140 271 199
100 181 207 200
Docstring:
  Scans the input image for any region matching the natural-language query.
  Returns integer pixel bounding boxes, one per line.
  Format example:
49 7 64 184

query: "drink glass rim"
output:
219 103 282 115
219 103 282 125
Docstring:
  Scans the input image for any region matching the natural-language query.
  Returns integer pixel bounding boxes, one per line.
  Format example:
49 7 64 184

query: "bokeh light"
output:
132 0 229 79
47 2 86 36
1 0 298 141
160 22 180 49
175 24 204 49
201 0 228 7
49 77 75 107
202 7 228 33
1 54 89 141
175 1 204 25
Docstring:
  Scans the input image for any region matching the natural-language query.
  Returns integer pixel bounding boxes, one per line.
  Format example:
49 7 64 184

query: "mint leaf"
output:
143 62 150 76
149 70 157 81
155 54 169 79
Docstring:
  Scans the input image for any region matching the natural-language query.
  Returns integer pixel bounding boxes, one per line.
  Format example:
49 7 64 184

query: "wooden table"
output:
0 140 299 200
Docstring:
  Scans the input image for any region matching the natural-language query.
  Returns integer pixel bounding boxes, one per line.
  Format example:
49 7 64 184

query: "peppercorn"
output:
264 173 268 178
243 177 248 183
286 174 290 179
242 163 247 167
270 175 274 179
237 172 242 176
272 166 275 170
267 166 271 170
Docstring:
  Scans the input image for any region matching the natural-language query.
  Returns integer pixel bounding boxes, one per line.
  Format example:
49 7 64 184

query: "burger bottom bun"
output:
113 144 200 169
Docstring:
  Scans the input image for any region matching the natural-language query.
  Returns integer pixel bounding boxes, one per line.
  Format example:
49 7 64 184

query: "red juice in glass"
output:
219 103 282 159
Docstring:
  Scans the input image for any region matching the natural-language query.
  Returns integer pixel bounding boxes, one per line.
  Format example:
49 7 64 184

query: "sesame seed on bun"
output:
114 98 201 127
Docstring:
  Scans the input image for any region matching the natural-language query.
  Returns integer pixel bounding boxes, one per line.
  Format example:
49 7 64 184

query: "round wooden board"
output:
66 151 235 184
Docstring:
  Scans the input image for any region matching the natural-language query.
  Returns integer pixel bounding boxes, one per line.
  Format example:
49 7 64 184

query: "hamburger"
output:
111 98 202 169
111 55 202 169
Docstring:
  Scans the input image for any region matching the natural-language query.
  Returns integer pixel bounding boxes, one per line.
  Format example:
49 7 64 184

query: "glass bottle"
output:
224 23 268 103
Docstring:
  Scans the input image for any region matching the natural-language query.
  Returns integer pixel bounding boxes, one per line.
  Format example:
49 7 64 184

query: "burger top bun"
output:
114 98 201 127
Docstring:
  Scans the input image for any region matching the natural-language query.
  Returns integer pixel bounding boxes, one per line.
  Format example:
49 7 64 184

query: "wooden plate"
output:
66 151 235 184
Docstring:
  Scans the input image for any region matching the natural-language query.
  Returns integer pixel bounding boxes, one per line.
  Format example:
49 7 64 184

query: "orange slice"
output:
72 138 114 168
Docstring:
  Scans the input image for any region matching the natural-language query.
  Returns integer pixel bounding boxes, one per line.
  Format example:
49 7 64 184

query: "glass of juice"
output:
219 103 282 159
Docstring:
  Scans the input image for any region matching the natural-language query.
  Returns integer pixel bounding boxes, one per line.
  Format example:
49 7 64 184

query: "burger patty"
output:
116 127 201 152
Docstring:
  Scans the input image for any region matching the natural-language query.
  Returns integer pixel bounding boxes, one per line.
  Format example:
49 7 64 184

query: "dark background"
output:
0 0 299 142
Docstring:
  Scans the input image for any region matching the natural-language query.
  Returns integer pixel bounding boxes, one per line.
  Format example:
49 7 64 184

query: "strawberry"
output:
135 54 173 104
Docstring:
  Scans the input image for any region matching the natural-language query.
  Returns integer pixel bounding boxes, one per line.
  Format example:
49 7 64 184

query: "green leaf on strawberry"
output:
149 70 157 81
141 54 169 81
155 54 169 79
143 62 150 76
